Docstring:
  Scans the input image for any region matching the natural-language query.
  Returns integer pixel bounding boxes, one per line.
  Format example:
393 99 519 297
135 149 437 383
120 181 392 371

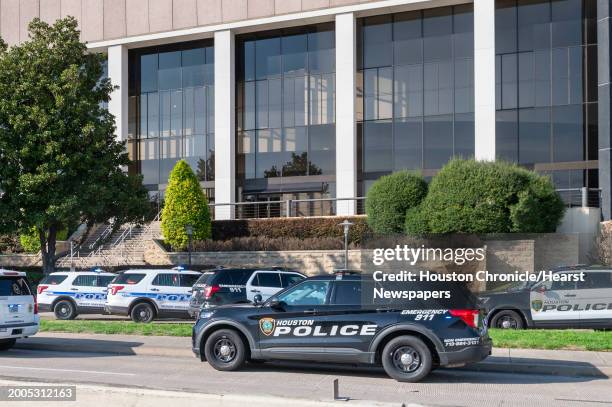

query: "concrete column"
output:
335 12 357 216
473 0 496 161
214 30 236 220
598 1 612 221
107 45 128 142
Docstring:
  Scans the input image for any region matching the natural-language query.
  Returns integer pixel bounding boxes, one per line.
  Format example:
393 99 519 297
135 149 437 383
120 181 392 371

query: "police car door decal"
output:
530 277 580 322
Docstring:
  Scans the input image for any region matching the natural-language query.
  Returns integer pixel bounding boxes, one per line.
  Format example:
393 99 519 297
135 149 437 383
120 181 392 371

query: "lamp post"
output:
339 220 353 270
185 225 193 266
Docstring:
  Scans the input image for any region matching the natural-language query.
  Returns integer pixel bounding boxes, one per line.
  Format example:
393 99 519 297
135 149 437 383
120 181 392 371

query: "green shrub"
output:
365 171 427 234
212 216 370 245
161 160 212 250
404 205 429 235
416 159 565 233
19 227 68 253
510 174 566 232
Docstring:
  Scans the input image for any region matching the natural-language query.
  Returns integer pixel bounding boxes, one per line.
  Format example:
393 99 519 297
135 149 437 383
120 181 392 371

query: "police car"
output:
480 266 612 329
0 269 39 350
37 269 116 320
192 272 491 382
105 268 201 323
188 268 306 317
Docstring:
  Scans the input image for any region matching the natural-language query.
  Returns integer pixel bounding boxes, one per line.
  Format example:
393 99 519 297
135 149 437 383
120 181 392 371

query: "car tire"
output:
130 302 156 323
0 339 16 351
54 300 77 320
490 310 524 329
381 336 433 382
204 329 246 372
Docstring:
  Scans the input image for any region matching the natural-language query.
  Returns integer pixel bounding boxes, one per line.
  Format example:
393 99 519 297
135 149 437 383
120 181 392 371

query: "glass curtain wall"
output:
236 24 336 193
357 5 475 193
127 41 215 200
495 0 598 204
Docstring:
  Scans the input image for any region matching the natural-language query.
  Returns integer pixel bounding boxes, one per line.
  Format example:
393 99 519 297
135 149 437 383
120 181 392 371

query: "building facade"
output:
1 0 610 221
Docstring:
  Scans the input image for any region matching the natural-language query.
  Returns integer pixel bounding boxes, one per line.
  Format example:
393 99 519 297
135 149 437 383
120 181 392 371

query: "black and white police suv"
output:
192 272 491 382
37 270 116 320
188 268 305 317
480 266 612 330
0 269 39 350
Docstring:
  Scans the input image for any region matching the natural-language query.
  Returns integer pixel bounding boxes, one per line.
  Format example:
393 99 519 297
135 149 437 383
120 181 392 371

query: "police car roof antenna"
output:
333 379 349 402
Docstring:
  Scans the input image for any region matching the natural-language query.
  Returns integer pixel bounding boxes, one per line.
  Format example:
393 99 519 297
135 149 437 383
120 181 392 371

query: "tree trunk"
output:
39 225 57 275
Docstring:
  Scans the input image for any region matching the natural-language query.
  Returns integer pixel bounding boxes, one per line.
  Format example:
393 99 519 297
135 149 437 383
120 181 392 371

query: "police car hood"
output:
215 303 259 310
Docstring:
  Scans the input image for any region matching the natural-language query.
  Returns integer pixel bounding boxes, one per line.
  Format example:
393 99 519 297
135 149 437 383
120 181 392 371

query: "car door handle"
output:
151 288 160 292
70 288 79 291
564 294 576 297
303 309 316 314
250 289 260 293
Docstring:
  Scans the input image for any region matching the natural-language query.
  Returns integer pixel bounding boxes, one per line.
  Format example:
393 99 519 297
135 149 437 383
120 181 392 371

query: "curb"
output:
16 341 611 379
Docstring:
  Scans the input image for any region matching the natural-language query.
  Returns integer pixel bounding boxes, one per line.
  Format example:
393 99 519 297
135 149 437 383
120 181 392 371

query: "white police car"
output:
105 268 201 323
37 269 116 320
0 269 39 350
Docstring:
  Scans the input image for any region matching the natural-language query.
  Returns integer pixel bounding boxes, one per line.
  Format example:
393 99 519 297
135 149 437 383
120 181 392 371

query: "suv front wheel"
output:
204 329 246 371
381 336 433 382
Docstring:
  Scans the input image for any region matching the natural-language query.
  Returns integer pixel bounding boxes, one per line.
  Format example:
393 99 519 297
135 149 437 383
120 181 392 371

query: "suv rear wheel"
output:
130 302 155 323
0 339 16 351
54 300 77 320
204 329 246 371
490 310 524 329
381 336 433 382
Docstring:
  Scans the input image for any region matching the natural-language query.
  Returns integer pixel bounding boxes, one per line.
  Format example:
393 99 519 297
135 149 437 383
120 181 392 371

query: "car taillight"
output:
204 285 220 299
110 285 125 295
33 295 38 314
449 309 479 328
37 285 49 295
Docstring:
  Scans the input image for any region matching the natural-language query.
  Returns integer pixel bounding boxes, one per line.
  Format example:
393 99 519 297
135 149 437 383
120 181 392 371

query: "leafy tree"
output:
0 18 150 273
365 171 428 234
20 227 69 253
161 160 212 250
510 174 565 233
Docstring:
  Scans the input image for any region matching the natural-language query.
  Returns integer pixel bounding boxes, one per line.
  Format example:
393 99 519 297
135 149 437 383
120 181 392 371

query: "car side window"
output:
281 273 304 288
577 272 612 289
254 272 282 288
152 273 179 287
73 275 97 287
332 281 362 305
277 281 330 306
180 274 200 287
551 274 577 291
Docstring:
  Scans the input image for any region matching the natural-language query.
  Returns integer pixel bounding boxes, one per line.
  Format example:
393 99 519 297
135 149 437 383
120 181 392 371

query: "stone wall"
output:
143 234 582 284
0 254 41 268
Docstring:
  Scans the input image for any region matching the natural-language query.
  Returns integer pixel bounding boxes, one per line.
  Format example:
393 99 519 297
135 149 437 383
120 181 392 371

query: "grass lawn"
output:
489 328 612 352
39 321 612 351
40 320 192 337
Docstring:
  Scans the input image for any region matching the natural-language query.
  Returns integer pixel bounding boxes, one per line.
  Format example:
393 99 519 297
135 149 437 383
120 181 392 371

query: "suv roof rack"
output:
333 269 361 279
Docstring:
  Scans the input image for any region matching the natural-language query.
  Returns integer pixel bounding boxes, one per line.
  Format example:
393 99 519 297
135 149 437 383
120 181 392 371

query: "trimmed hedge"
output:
365 171 427 234
211 216 370 245
410 159 565 234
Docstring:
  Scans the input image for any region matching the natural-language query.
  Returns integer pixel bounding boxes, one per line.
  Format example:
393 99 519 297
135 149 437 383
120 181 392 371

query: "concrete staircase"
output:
57 221 162 269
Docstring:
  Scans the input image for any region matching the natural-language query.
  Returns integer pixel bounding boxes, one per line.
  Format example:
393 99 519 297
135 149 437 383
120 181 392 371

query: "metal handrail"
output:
88 222 114 250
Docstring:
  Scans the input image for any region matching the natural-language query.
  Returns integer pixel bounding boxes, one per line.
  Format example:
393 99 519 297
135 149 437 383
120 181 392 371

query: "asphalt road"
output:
1 346 611 407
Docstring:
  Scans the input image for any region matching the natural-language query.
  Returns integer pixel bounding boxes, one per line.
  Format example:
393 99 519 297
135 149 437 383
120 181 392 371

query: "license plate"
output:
8 304 19 313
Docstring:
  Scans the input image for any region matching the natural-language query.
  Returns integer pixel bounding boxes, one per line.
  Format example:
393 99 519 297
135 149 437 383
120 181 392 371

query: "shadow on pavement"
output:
240 359 606 385
10 337 144 358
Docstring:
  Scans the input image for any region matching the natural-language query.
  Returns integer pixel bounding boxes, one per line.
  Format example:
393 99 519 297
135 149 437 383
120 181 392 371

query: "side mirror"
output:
536 286 546 293
253 294 263 304
268 299 285 310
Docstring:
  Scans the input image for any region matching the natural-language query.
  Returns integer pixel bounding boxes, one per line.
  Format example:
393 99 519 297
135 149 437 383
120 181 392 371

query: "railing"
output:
208 197 367 220
556 188 601 208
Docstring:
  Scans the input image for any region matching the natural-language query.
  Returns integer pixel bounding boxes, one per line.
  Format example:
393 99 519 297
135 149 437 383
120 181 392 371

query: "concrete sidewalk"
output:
16 332 612 378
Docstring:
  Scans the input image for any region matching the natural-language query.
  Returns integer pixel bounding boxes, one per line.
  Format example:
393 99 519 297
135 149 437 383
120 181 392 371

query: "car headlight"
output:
199 311 215 319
